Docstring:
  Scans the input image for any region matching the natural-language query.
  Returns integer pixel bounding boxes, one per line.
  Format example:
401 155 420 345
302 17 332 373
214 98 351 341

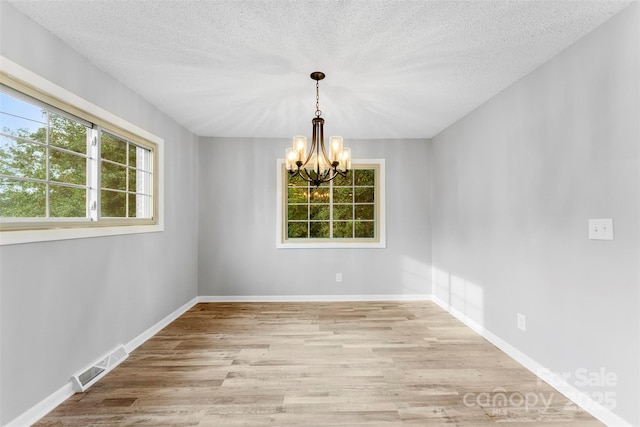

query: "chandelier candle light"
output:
286 72 351 187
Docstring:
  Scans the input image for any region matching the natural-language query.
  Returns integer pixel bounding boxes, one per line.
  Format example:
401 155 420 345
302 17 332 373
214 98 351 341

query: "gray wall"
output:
198 137 432 298
431 3 639 425
2 0 638 425
0 3 199 424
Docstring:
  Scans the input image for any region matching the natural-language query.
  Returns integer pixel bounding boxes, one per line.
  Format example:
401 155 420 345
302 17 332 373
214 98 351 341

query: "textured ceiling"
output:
8 0 633 139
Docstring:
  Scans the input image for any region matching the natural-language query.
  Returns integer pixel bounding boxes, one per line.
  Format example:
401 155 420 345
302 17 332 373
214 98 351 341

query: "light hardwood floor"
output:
36 302 602 426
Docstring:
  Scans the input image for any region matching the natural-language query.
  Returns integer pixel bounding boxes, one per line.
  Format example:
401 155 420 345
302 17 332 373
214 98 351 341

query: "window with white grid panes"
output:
0 85 156 228
0 89 90 219
100 131 152 218
283 162 383 246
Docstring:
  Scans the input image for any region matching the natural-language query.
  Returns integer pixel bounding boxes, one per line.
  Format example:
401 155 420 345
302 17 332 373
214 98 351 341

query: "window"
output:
0 92 91 219
276 159 385 248
0 56 163 245
0 87 156 226
100 131 153 219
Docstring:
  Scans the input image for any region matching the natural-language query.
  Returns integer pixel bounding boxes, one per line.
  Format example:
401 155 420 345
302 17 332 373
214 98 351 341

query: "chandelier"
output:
285 71 351 187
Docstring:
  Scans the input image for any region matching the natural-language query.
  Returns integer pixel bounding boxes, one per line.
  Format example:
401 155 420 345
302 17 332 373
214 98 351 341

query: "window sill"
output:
277 240 386 249
0 223 163 246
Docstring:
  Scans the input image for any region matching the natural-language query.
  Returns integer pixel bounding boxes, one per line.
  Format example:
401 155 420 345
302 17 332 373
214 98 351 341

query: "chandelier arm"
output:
319 119 331 167
301 123 318 169
291 164 320 178
292 168 312 184
321 169 341 184
315 121 321 174
319 130 338 169
291 163 345 187
301 168 322 188
299 169 312 182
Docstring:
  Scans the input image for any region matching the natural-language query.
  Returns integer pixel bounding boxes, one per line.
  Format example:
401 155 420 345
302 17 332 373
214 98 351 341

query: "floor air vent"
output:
71 345 128 392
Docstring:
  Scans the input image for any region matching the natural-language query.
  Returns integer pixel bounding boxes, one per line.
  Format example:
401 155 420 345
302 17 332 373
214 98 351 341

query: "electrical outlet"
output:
589 218 614 240
336 273 342 283
517 313 526 331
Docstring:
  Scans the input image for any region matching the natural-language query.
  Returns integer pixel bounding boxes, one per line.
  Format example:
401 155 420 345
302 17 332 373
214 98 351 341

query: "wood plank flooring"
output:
36 302 602 426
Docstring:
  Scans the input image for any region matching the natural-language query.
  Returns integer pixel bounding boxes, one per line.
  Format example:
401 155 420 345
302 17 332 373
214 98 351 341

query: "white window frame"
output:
0 56 164 246
276 158 386 249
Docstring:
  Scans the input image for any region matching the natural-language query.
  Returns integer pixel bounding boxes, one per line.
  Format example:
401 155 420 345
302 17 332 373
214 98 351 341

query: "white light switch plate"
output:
517 313 526 332
589 218 614 240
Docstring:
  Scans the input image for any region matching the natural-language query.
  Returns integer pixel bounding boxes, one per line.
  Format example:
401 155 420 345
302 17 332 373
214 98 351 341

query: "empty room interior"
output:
0 0 639 426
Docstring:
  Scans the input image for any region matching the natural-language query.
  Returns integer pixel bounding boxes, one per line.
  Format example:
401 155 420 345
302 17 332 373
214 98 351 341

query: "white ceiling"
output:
9 0 632 140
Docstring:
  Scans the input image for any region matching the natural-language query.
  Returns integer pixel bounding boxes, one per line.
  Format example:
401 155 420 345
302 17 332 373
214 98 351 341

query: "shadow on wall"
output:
401 256 433 295
432 267 485 326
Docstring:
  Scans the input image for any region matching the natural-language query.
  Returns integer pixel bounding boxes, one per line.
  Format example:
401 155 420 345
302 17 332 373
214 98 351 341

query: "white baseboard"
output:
431 296 632 427
4 297 198 427
124 297 198 353
4 382 75 427
198 294 432 303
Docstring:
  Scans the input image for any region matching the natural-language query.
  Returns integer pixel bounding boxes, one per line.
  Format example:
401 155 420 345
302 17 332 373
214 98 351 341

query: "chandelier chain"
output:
315 80 321 118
